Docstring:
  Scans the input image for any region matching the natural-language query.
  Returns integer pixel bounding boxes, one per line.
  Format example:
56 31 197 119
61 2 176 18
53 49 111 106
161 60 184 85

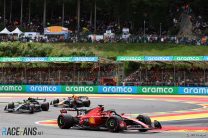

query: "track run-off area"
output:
0 94 208 138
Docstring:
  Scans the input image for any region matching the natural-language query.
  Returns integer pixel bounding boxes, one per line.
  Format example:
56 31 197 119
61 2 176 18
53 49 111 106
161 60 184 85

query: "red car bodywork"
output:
58 105 162 132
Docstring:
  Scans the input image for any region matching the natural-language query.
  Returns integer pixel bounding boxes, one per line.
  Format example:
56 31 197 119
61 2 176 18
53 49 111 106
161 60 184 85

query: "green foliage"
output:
203 28 208 35
0 42 208 69
0 42 97 57
1 42 208 58
124 61 141 75
168 26 180 35
0 42 53 57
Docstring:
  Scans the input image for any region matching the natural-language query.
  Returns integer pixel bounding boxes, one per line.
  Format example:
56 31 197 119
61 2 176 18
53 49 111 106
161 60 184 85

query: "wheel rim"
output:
59 117 64 125
108 119 116 129
110 121 115 127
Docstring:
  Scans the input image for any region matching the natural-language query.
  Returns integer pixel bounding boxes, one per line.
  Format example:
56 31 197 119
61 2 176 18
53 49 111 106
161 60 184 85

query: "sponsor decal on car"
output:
89 117 95 124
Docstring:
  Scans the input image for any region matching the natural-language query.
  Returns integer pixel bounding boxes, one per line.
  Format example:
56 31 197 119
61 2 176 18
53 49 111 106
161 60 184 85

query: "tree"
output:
20 0 23 26
43 0 47 27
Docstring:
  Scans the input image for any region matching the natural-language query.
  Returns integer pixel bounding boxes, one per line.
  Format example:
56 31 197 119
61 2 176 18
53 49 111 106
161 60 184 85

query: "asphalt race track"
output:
0 94 208 138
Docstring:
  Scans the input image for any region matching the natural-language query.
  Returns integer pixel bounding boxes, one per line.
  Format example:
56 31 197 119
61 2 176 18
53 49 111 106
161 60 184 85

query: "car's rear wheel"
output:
57 114 75 129
83 100 91 107
106 116 124 132
137 115 152 132
41 102 49 111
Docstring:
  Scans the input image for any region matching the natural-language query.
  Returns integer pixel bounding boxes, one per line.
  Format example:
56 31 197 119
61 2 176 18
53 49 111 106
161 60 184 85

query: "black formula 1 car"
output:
4 97 49 114
50 96 90 108
57 105 162 132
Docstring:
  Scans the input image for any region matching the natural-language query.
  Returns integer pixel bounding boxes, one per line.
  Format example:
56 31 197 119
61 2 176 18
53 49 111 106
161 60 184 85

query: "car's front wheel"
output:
41 102 49 111
52 99 59 105
137 115 152 132
8 102 15 109
29 106 34 114
106 116 124 132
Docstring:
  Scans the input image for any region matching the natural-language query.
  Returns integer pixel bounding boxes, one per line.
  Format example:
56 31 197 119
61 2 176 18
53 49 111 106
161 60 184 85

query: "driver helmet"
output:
72 95 78 99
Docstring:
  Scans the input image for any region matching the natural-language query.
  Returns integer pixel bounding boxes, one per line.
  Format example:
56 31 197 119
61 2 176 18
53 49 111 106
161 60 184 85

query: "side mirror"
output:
98 105 104 108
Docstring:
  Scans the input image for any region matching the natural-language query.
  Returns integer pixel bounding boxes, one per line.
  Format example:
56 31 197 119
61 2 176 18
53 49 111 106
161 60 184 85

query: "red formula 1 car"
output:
57 105 162 132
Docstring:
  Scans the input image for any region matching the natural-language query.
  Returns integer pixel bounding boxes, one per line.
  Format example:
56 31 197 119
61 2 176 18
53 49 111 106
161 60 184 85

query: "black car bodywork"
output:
4 97 49 114
51 96 90 108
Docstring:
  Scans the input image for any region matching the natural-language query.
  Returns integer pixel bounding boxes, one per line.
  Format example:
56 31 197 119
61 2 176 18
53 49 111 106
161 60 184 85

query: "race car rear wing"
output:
27 97 47 102
60 108 88 115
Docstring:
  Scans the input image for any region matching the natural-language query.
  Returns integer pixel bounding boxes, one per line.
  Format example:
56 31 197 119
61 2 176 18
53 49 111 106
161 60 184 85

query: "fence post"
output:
58 70 61 85
1 66 3 84
204 67 206 86
24 64 27 84
184 70 186 86
39 71 42 84
98 63 101 85
49 68 50 85
174 62 176 86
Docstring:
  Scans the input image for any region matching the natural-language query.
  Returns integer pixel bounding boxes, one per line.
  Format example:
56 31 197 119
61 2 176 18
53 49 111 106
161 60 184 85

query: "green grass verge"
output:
50 43 208 57
1 42 208 57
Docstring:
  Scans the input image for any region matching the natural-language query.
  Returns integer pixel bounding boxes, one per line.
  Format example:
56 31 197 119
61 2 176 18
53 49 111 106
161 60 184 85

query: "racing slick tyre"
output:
29 106 34 114
137 115 152 132
8 102 15 109
4 105 7 111
41 102 49 111
58 114 75 129
154 120 162 129
52 99 59 105
7 103 15 112
83 100 91 107
106 116 124 132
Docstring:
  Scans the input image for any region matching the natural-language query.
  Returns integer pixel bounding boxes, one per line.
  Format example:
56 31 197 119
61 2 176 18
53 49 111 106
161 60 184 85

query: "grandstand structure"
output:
118 56 208 87
0 57 124 86
0 56 208 87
